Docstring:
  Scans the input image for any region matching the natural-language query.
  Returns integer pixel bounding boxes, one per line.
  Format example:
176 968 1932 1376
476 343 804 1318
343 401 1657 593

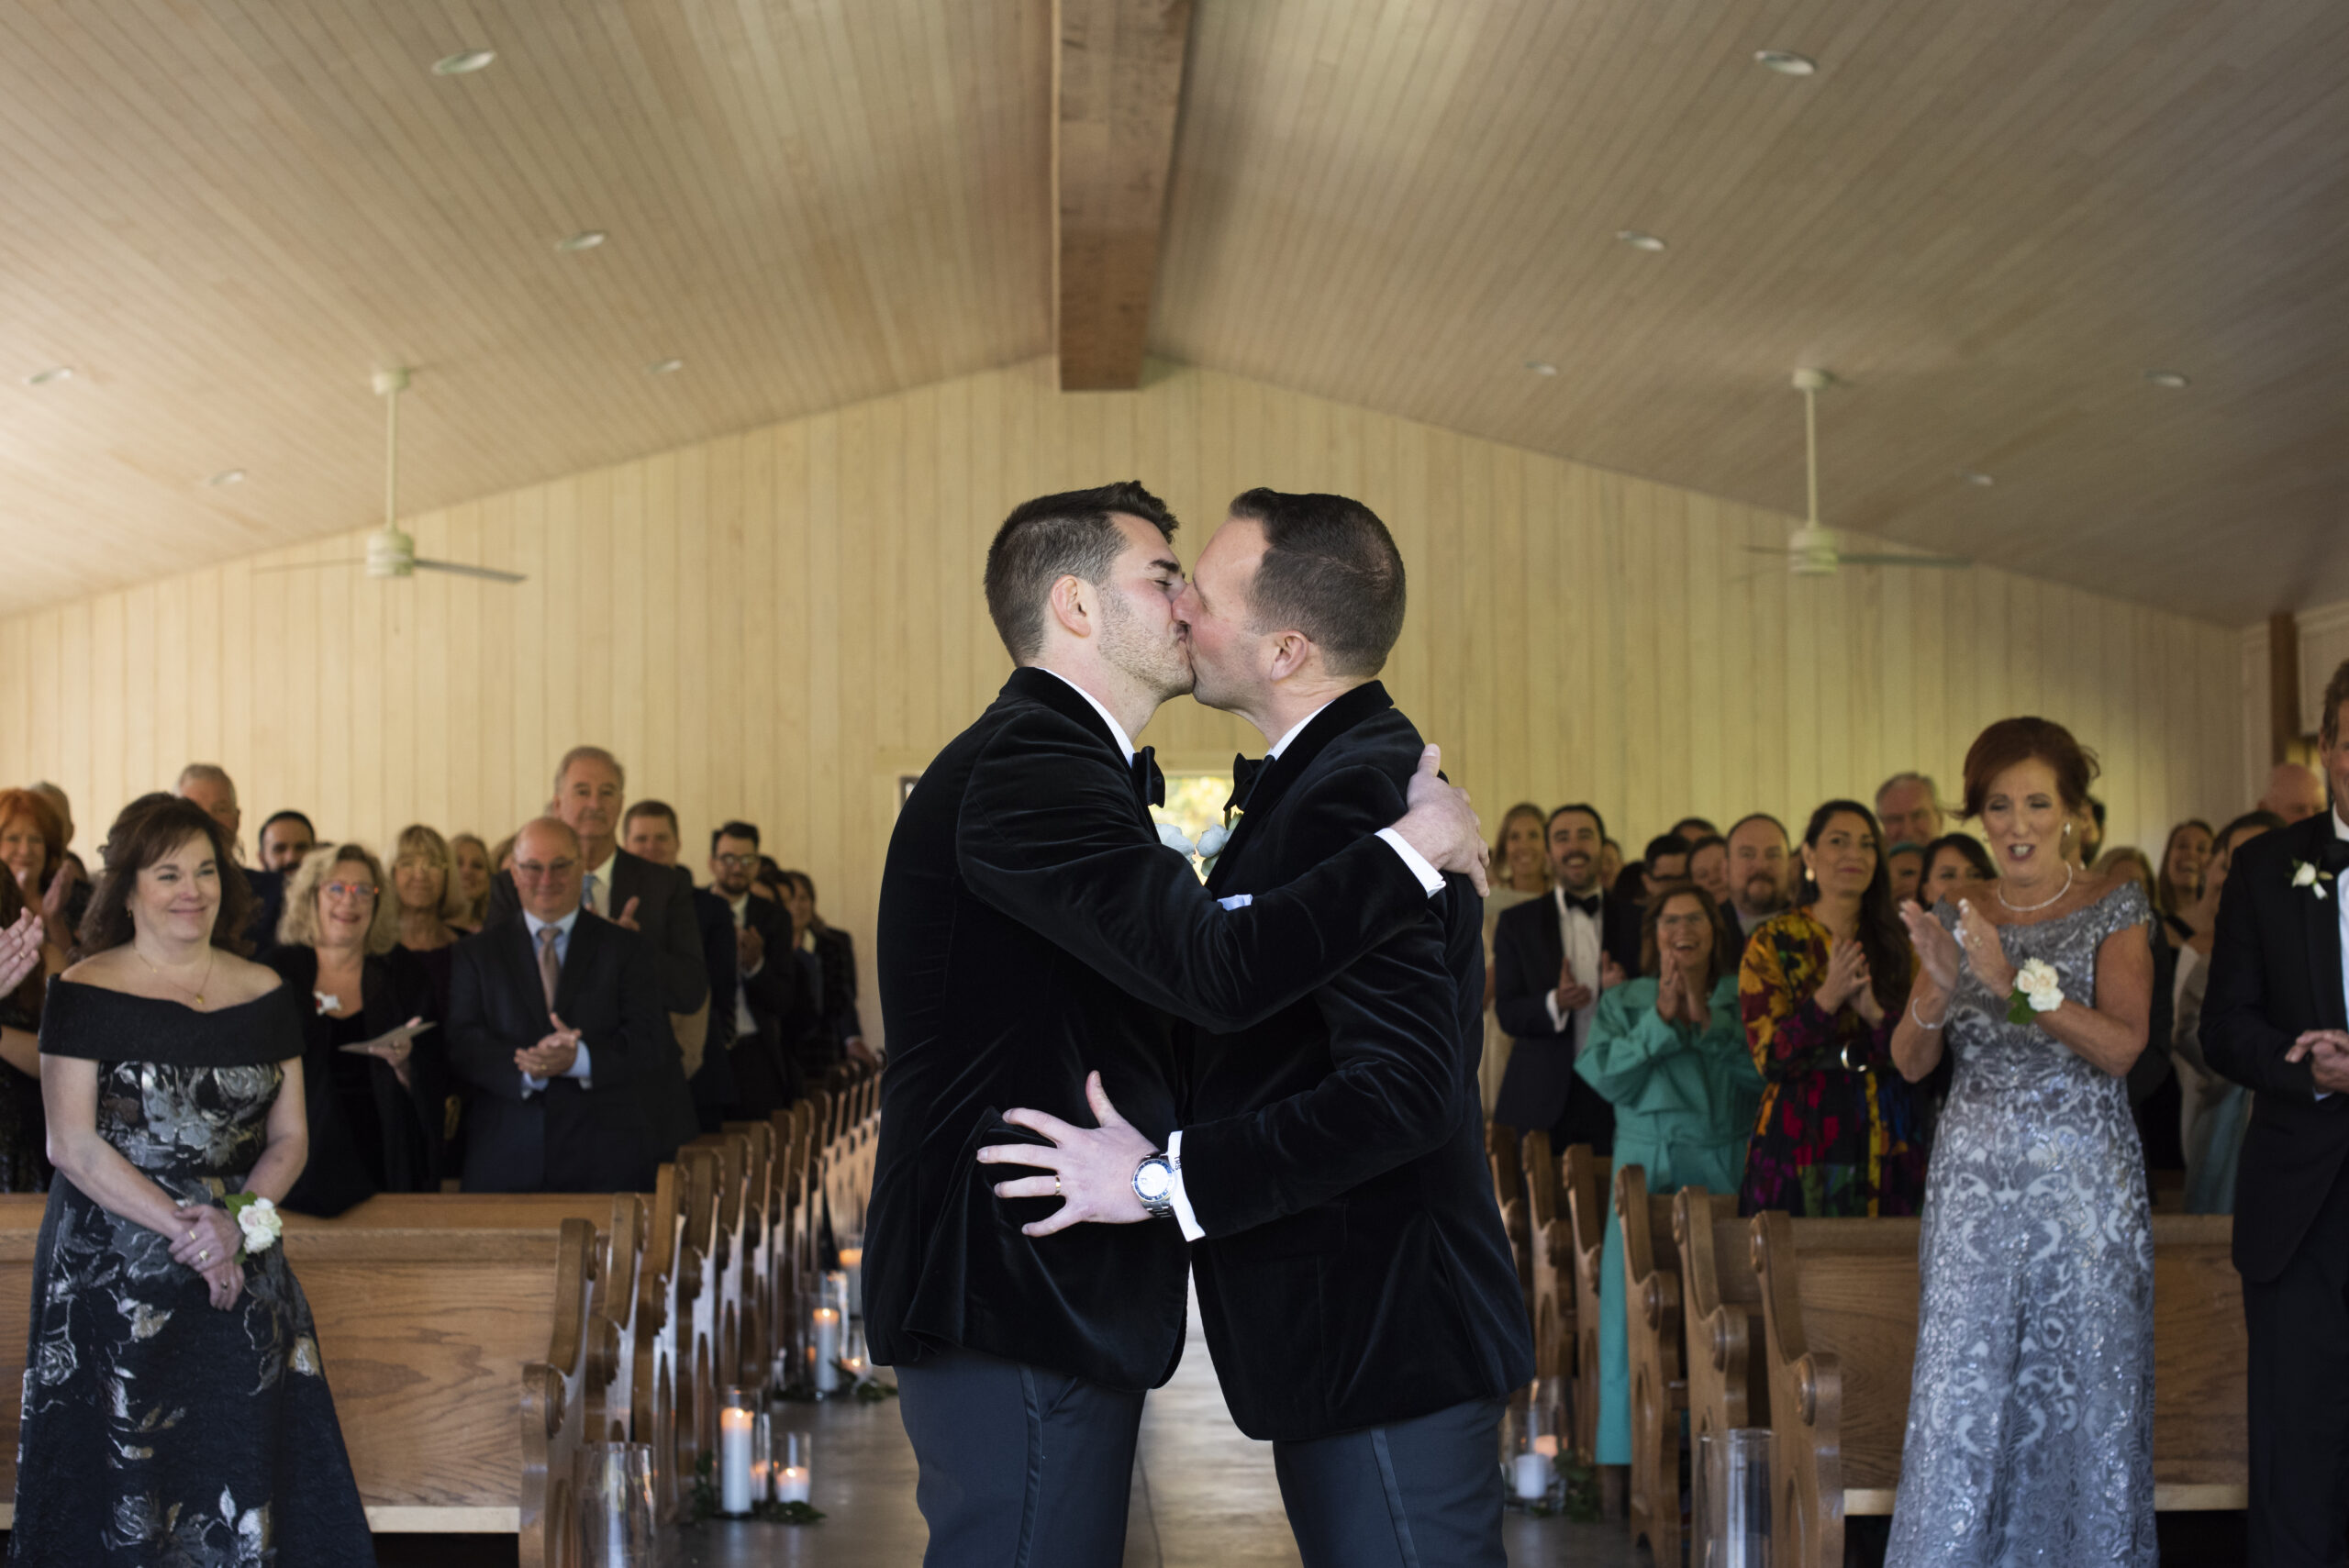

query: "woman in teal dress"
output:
1576 881 1763 1466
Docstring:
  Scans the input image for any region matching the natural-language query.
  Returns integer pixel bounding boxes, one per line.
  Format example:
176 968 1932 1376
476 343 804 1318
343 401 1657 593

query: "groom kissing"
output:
991 489 1533 1566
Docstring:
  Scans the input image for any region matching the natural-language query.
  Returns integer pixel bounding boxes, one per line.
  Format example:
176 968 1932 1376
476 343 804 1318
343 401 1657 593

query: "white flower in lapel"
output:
1196 824 1232 861
1155 821 1198 857
2289 858 2334 900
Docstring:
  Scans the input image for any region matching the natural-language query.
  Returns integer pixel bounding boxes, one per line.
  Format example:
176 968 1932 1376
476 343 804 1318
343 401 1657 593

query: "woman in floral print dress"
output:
1736 799 1926 1218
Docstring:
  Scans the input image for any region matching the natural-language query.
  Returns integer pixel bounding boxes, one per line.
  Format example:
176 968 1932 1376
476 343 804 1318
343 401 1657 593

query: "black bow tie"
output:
1131 746 1164 811
1562 893 1601 918
1227 753 1266 815
2323 837 2349 876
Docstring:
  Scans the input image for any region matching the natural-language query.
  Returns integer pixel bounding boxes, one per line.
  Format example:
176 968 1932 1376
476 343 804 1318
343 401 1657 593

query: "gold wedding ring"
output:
1053 1174 1063 1197
198 1249 209 1262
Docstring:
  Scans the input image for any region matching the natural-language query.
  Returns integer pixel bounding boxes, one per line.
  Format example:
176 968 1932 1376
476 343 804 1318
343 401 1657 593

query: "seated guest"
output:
708 823 808 1117
1493 805 1639 1154
451 831 495 928
2254 761 2325 824
2154 818 2212 944
1885 841 1926 906
176 762 283 951
391 824 472 1017
1916 833 1995 910
257 809 317 873
623 801 743 1129
448 817 667 1192
1480 803 1552 1117
1738 799 1924 1218
1722 813 1793 941
1669 816 1720 843
1577 882 1761 1472
269 843 446 1214
779 869 874 1067
2172 810 2283 1214
0 871 50 1190
0 786 72 975
1875 771 1947 848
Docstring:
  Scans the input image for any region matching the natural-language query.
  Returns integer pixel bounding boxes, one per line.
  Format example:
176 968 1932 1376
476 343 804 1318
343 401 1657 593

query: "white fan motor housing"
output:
365 525 417 580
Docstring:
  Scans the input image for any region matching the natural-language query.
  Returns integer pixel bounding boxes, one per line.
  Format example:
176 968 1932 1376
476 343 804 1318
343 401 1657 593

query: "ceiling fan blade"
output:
1835 553 1972 569
250 559 360 574
412 557 527 584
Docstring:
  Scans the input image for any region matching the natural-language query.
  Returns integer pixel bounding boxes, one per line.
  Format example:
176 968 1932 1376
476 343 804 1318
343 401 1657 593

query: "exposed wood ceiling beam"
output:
1053 0 1192 391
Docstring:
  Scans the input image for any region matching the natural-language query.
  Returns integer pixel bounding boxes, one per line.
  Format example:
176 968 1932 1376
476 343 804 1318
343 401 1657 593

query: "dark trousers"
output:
896 1345 1144 1568
2245 1158 2349 1567
1273 1396 1508 1568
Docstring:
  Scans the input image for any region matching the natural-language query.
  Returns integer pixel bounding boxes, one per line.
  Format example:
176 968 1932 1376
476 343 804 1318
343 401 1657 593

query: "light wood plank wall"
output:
0 359 2245 1047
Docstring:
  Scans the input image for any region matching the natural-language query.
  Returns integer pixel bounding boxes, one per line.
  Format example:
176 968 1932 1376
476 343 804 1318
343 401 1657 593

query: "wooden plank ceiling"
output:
1 0 2343 624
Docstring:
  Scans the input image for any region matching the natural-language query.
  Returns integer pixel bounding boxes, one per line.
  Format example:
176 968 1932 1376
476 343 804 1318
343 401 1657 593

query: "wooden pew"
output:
1671 1186 1767 1464
1752 1211 2246 1568
1561 1143 1611 1462
1615 1165 1687 1568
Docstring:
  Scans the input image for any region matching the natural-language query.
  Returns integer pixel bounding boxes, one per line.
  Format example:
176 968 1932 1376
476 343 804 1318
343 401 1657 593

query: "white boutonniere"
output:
226 1194 280 1262
1155 821 1197 857
2289 858 2334 901
2006 958 2065 1024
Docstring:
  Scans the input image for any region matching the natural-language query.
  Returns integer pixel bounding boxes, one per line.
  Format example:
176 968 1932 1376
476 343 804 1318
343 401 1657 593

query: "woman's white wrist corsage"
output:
2006 959 2065 1024
226 1194 280 1262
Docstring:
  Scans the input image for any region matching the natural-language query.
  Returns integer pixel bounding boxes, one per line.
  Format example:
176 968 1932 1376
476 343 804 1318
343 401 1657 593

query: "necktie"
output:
1563 893 1601 917
1227 753 1265 815
1131 747 1165 811
537 926 562 1010
583 872 601 916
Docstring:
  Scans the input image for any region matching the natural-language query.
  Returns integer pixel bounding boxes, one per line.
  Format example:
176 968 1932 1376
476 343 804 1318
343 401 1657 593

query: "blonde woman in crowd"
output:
450 831 495 929
1477 802 1551 1115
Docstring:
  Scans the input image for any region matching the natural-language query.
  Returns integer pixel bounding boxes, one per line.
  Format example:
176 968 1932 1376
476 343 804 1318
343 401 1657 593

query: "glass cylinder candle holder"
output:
1505 1381 1564 1509
836 1245 863 1318
774 1430 813 1505
718 1387 758 1515
810 1305 843 1395
839 1318 870 1385
577 1441 655 1567
1695 1428 1774 1568
750 1410 773 1503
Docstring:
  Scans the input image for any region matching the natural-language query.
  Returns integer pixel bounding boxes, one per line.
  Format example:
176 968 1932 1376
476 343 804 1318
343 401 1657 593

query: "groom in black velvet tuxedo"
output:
991 490 1531 1566
868 481 1491 1568
2204 655 2349 1568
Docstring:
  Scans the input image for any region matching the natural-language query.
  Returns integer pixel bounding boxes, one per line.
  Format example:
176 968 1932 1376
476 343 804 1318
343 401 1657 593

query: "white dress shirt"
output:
520 906 593 1094
1542 884 1609 1040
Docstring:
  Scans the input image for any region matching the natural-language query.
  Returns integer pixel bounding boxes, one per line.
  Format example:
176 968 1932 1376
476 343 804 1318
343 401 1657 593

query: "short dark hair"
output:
623 800 678 832
1726 812 1788 845
1548 803 1608 843
1922 831 1996 887
1226 488 1407 678
983 481 1179 662
80 793 258 958
711 820 762 853
1670 817 1719 840
2322 657 2349 748
1642 834 1689 871
258 809 315 842
2215 809 2287 861
1686 833 1728 859
1960 717 2099 819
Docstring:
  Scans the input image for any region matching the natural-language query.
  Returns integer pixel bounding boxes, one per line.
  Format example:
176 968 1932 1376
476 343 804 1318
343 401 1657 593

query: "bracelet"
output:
1908 996 1949 1031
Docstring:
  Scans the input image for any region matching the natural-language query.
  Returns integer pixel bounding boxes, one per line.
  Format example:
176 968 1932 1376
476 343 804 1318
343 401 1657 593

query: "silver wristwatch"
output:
1131 1151 1177 1220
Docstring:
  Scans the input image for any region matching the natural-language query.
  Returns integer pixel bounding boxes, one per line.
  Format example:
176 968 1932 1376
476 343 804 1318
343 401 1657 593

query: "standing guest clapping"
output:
0 874 50 1190
1886 718 2155 1565
1479 802 1551 1116
0 787 72 974
12 794 372 1562
1576 883 1761 1469
267 844 445 1214
1737 801 1923 1218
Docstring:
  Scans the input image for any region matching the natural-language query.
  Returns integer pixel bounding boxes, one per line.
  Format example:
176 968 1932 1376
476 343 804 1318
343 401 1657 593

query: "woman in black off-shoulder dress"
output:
10 795 371 1565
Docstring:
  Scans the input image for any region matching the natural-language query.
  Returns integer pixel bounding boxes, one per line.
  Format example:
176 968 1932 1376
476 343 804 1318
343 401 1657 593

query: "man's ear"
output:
1047 574 1093 640
1265 629 1315 682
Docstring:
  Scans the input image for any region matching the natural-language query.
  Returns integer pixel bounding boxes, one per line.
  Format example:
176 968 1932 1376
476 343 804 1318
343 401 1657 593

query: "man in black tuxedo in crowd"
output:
487 746 701 1156
448 817 666 1192
2204 655 2349 1568
868 480 1491 1568
990 488 1531 1565
620 801 744 1132
1489 803 1639 1153
708 821 807 1118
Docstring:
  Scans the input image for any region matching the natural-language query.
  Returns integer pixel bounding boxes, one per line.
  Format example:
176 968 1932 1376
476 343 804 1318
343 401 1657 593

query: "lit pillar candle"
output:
1512 1447 1553 1501
837 1247 863 1318
776 1431 812 1504
718 1405 756 1515
812 1307 841 1393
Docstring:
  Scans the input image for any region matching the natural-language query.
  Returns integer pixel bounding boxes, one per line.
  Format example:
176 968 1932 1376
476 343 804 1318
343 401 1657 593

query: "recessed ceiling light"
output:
1616 230 1667 252
1525 361 1559 376
1960 470 1994 487
556 229 607 253
649 358 685 374
2144 370 2190 388
1755 50 1817 76
431 49 496 76
206 469 247 487
24 366 72 385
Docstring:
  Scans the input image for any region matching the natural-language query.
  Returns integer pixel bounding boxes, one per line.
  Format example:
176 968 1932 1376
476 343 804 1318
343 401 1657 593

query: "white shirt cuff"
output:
566 1043 593 1086
1375 828 1445 895
1166 1129 1205 1242
521 1072 547 1095
1546 991 1570 1033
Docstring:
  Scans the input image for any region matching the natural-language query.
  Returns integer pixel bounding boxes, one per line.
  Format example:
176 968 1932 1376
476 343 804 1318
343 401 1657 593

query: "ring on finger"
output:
198 1249 209 1262
1053 1173 1063 1198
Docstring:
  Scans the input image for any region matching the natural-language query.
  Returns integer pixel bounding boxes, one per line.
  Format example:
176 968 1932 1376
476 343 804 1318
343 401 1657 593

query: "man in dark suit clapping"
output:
2204 655 2349 1568
449 817 666 1193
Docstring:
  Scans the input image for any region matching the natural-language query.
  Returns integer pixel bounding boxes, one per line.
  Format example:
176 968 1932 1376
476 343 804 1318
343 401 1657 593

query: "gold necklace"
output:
136 944 217 1007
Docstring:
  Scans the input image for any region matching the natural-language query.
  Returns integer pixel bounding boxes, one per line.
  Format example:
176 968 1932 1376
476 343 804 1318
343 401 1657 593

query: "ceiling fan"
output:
1746 368 1970 577
253 368 525 584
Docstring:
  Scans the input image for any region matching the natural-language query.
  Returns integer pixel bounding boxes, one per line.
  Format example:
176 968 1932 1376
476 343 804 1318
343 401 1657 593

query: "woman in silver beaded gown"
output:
1886 720 2158 1567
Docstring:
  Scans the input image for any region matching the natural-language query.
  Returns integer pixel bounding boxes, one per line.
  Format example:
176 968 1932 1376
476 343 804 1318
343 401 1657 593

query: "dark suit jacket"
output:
240 866 284 957
488 848 708 1017
688 886 740 1126
1183 684 1534 1440
446 912 666 1193
266 944 448 1216
865 666 1439 1392
2201 813 2349 1281
1487 890 1637 1150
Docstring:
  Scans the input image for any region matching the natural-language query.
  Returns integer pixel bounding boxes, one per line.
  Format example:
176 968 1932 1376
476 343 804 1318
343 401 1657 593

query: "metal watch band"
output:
1132 1151 1176 1220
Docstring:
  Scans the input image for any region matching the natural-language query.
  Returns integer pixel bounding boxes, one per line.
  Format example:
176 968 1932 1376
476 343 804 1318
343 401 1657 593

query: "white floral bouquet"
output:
225 1193 281 1263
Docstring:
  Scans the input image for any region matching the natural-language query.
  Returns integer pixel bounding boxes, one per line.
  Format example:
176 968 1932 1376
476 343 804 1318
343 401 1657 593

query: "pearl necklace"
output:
1997 862 2075 914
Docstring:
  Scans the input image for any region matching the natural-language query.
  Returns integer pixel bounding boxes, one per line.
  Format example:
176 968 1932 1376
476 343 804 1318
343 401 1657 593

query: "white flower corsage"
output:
2289 858 2333 901
226 1194 281 1262
2006 958 2064 1024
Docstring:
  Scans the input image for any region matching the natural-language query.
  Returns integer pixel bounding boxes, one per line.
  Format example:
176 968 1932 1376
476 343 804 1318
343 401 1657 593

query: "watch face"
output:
1135 1161 1172 1200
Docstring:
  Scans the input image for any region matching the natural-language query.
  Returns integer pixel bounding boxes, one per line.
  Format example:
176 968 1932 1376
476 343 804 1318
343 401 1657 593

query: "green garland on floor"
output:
682 1449 827 1526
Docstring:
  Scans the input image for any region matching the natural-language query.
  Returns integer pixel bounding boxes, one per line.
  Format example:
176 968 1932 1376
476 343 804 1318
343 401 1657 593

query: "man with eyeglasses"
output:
707 821 809 1118
447 817 669 1193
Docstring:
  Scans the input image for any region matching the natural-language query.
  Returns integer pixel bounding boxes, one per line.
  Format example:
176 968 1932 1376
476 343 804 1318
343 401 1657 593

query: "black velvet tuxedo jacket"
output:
1486 890 1638 1149
446 911 667 1194
2202 812 2349 1281
866 666 1437 1393
489 848 708 1018
1183 684 1534 1440
266 944 448 1216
